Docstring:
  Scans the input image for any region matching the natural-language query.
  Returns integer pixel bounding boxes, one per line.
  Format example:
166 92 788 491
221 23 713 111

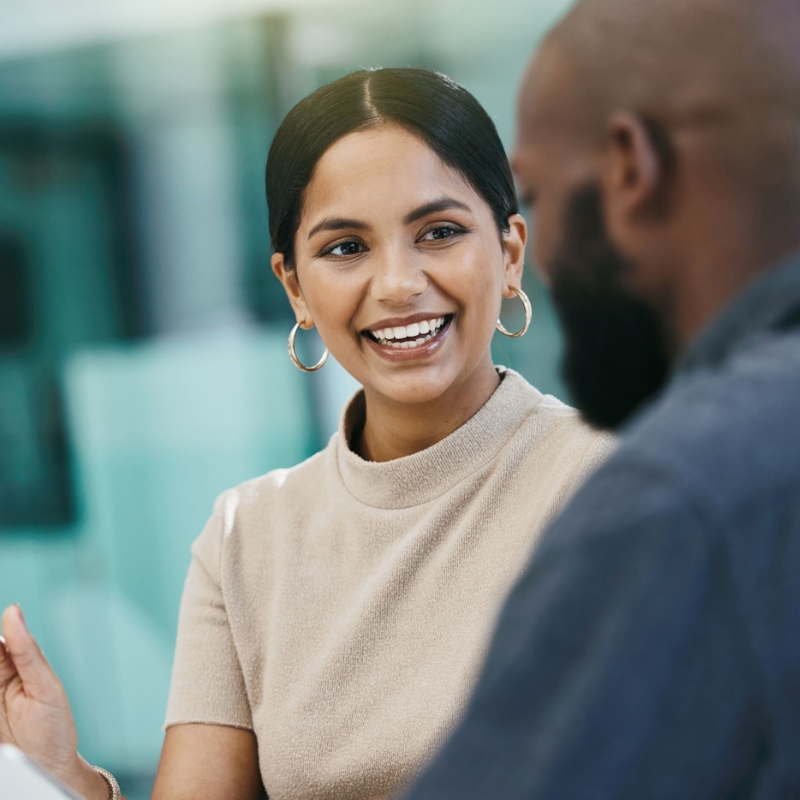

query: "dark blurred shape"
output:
0 369 74 528
0 121 148 340
0 120 145 530
0 233 32 347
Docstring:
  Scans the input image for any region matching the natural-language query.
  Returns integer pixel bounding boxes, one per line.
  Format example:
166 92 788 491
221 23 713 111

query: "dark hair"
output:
266 67 519 269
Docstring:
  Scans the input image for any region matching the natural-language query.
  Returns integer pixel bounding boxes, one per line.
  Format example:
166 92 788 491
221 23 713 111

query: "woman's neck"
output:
354 358 501 463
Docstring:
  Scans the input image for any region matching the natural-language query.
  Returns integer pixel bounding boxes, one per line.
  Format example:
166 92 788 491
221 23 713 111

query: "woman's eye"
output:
325 241 365 257
421 225 464 242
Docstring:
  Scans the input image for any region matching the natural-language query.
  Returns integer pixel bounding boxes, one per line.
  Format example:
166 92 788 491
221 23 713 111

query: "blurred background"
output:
0 0 571 796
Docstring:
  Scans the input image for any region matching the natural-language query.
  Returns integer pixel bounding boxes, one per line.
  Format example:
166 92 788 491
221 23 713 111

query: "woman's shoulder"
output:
501 369 616 458
191 436 341 559
500 368 582 422
228 433 339 508
500 368 580 416
491 371 616 513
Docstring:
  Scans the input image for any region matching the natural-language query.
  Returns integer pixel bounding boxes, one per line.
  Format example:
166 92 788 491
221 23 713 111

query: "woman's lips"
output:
363 315 453 362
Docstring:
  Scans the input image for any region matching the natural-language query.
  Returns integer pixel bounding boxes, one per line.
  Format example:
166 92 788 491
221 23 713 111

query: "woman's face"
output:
273 125 526 408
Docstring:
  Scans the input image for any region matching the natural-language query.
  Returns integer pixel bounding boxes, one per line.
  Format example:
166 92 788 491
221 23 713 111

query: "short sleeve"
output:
164 493 253 730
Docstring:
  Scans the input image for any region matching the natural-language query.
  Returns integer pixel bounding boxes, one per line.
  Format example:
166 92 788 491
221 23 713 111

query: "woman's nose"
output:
370 252 429 306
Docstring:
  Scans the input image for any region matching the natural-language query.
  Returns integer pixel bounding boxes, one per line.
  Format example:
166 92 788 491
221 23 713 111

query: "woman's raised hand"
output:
0 604 113 800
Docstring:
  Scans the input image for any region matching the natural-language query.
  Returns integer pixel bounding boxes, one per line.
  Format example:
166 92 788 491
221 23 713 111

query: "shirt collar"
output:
676 250 800 376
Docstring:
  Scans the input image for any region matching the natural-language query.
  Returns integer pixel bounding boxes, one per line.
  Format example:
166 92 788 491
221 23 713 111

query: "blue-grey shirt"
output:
404 254 800 800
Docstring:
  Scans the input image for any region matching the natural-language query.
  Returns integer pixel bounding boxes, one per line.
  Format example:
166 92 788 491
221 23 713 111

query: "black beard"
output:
548 185 672 431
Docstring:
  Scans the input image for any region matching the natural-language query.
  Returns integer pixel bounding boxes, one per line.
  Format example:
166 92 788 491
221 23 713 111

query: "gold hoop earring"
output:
288 322 329 372
496 286 532 338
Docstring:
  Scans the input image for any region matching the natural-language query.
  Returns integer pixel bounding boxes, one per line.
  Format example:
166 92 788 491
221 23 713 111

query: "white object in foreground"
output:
0 744 84 800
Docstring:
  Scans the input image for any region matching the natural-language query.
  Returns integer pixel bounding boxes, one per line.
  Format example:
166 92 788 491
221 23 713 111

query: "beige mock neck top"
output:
165 370 614 800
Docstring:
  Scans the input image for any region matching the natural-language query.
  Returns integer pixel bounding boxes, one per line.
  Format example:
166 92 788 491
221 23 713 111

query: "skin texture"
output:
0 124 526 797
513 0 800 355
273 124 526 462
152 725 263 800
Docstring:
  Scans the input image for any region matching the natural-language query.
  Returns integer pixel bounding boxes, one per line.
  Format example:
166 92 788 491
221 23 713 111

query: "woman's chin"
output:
365 369 461 408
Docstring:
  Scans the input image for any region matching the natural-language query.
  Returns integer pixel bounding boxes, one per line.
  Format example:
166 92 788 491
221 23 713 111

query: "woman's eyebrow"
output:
307 218 371 239
404 197 472 225
306 197 471 240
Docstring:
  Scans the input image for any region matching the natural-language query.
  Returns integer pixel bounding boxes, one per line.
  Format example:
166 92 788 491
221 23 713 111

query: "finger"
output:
0 634 19 687
0 605 63 705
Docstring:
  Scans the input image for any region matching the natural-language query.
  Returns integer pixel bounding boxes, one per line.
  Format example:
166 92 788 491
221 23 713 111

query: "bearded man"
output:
406 0 800 797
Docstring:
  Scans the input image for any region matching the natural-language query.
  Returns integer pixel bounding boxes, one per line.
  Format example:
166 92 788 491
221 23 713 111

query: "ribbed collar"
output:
335 369 543 510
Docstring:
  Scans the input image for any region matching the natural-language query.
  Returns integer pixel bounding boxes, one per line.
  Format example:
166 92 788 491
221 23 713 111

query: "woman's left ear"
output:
502 213 528 297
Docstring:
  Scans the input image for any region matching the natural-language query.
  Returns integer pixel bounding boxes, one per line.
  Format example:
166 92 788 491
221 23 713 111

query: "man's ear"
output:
602 110 671 229
502 213 528 297
271 252 313 328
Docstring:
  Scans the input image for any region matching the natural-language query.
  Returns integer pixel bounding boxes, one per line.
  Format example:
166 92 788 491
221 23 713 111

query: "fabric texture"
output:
164 369 614 800
404 254 800 800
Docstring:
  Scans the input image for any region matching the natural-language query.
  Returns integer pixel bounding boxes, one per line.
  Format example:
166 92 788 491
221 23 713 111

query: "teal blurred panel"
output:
64 328 316 636
48 582 174 773
0 539 50 630
0 537 94 751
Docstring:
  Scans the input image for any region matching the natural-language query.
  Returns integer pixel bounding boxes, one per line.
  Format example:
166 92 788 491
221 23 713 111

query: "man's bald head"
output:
520 0 800 219
543 0 800 118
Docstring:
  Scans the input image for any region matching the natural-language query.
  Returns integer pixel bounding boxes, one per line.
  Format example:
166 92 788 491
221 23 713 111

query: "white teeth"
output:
369 315 449 345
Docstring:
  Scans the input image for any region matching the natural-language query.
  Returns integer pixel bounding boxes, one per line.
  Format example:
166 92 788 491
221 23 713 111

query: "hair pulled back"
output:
266 67 519 269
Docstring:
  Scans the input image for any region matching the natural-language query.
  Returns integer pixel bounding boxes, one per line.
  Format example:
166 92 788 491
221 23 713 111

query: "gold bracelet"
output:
92 765 122 800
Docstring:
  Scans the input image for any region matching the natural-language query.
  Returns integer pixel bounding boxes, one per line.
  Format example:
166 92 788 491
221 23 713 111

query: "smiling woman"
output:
0 69 614 800
275 122 521 456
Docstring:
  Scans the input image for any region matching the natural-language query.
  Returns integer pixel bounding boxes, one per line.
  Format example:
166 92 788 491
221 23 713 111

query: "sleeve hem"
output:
162 717 255 733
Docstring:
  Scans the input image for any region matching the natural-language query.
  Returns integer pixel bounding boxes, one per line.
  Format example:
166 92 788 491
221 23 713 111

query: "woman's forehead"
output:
300 126 477 226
